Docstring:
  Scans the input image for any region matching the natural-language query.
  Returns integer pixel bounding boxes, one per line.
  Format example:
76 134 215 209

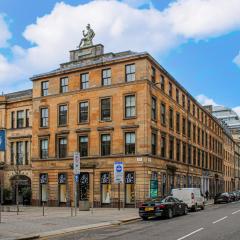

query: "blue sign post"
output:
0 130 6 152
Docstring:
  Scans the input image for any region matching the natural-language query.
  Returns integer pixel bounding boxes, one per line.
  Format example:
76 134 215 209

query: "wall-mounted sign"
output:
150 180 158 198
58 173 67 184
125 172 134 184
0 130 6 151
40 173 48 184
101 172 110 184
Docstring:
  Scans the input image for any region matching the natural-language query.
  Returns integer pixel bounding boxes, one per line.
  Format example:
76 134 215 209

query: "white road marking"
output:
232 210 240 215
212 216 228 224
176 228 204 240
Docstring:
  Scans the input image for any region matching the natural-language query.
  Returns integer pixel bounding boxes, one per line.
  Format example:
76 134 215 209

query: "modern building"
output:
205 105 240 144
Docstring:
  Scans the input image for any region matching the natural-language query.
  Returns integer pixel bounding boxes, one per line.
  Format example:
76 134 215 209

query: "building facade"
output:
27 43 224 206
0 41 231 206
235 144 240 190
223 130 235 192
0 90 32 204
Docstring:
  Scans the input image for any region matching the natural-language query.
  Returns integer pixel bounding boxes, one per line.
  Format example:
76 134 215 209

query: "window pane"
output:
79 101 89 123
101 98 111 121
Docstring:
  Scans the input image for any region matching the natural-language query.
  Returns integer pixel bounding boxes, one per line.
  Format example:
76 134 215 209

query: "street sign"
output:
0 130 6 152
73 152 80 175
74 174 79 183
114 162 124 184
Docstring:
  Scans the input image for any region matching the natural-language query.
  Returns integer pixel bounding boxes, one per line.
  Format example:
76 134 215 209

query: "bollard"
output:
42 202 45 216
71 206 73 217
0 203 2 223
91 201 93 215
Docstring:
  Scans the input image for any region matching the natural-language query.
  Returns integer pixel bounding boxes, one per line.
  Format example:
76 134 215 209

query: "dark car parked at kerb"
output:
139 196 188 220
214 192 230 204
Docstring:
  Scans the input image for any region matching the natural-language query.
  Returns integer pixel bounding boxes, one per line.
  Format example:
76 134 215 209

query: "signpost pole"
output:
73 152 80 217
114 162 123 211
74 176 77 216
118 183 120 211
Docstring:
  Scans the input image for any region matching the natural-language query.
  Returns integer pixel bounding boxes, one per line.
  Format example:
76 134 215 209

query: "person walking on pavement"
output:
205 190 209 201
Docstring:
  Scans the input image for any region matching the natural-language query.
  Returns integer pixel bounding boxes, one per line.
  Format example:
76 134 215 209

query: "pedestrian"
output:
205 190 209 201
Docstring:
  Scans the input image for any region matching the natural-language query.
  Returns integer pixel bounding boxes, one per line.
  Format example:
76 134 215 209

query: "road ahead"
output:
47 202 240 240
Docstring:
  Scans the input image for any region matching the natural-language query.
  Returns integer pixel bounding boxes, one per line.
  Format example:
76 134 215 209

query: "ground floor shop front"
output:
31 156 224 207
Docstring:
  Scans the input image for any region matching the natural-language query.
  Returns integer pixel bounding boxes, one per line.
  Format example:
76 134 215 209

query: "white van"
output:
171 188 205 211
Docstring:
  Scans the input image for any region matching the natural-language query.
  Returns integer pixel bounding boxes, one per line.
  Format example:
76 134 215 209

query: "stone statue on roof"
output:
78 24 95 48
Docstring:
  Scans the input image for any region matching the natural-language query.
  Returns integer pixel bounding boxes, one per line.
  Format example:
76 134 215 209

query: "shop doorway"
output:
11 175 31 205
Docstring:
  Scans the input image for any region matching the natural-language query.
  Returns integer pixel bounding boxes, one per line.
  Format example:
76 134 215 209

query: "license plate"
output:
145 207 154 211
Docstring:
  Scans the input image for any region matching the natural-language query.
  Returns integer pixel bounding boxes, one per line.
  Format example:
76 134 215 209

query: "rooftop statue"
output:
78 24 95 48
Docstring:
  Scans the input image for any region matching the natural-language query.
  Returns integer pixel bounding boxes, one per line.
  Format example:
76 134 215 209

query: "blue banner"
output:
0 130 6 151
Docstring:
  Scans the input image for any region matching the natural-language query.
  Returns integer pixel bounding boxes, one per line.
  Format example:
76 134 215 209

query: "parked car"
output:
171 188 205 211
139 196 188 220
234 191 240 200
228 192 236 202
214 192 230 204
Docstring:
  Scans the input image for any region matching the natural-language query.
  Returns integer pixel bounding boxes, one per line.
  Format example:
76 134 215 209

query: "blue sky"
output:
0 0 240 113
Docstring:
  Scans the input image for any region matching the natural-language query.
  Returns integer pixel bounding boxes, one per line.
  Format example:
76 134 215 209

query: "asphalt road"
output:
47 202 240 240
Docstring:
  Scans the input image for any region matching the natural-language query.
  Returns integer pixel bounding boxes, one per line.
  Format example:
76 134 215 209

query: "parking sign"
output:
73 152 80 175
114 162 124 184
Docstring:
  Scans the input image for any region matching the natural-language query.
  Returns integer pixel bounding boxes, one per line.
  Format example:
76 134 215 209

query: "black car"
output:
139 196 188 220
214 192 230 204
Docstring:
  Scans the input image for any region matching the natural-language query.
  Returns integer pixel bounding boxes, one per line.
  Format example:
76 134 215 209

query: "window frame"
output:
102 68 111 86
40 107 49 128
124 94 136 119
39 138 49 159
125 131 136 155
100 133 111 156
80 73 89 90
125 64 135 82
41 81 49 97
58 104 68 127
60 77 69 93
100 97 112 122
57 136 68 159
79 100 89 124
79 135 89 157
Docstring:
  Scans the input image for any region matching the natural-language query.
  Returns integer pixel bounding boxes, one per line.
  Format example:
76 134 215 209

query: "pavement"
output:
48 200 240 240
0 199 214 240
0 206 139 240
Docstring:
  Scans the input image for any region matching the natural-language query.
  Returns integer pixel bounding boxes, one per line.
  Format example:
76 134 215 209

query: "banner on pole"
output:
0 130 6 152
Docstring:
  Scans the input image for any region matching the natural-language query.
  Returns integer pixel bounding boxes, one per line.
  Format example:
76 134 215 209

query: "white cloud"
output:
196 94 240 118
1 0 240 92
196 94 218 106
233 51 240 67
0 14 11 47
166 0 240 39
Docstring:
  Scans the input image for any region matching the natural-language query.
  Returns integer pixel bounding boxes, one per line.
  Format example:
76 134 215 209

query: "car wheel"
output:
183 206 188 215
141 216 148 220
167 209 173 219
200 204 205 210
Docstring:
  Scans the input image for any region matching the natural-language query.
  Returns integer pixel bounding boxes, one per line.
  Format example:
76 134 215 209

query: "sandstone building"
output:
0 90 32 203
0 41 237 206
